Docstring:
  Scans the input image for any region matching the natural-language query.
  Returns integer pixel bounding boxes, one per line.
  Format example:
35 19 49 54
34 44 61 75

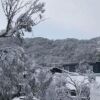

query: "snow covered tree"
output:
31 68 53 100
0 47 34 100
0 0 45 38
46 73 90 100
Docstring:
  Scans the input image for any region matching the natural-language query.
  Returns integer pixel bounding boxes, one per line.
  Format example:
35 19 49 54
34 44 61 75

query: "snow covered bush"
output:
0 47 34 100
46 73 90 100
78 60 93 74
31 68 53 100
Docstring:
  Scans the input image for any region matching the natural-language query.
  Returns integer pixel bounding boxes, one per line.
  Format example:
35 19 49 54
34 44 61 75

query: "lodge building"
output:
61 62 100 73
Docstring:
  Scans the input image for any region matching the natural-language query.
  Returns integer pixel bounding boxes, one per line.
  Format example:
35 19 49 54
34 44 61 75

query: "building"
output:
61 62 100 73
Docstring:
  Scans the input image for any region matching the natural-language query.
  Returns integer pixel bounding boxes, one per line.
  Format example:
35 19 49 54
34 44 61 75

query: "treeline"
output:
24 37 99 66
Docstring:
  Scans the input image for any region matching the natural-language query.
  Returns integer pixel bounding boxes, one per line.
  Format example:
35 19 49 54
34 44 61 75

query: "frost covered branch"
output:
0 0 45 38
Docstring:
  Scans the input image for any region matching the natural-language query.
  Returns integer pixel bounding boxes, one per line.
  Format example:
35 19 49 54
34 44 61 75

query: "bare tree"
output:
65 74 90 100
48 68 90 100
0 0 45 37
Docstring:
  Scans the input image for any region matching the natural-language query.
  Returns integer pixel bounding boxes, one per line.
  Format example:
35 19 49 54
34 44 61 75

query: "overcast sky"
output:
0 0 100 39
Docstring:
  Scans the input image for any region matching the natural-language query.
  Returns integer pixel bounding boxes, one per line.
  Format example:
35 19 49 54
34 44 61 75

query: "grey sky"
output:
0 0 100 39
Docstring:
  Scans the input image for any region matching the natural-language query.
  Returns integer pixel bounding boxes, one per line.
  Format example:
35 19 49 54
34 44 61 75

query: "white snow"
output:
12 96 25 100
96 76 100 83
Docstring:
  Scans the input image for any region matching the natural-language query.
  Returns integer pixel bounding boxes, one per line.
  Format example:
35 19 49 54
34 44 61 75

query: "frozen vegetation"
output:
0 36 100 100
0 0 100 100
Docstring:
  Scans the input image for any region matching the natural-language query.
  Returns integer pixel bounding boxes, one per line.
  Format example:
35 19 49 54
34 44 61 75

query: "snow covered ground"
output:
90 77 100 100
12 96 39 100
96 76 100 83
12 96 25 100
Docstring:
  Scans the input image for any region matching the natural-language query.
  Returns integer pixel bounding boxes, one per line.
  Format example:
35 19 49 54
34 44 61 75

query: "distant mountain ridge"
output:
24 37 100 66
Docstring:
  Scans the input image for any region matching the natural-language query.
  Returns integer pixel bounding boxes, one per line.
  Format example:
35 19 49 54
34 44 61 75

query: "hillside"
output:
24 37 100 66
0 37 99 66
